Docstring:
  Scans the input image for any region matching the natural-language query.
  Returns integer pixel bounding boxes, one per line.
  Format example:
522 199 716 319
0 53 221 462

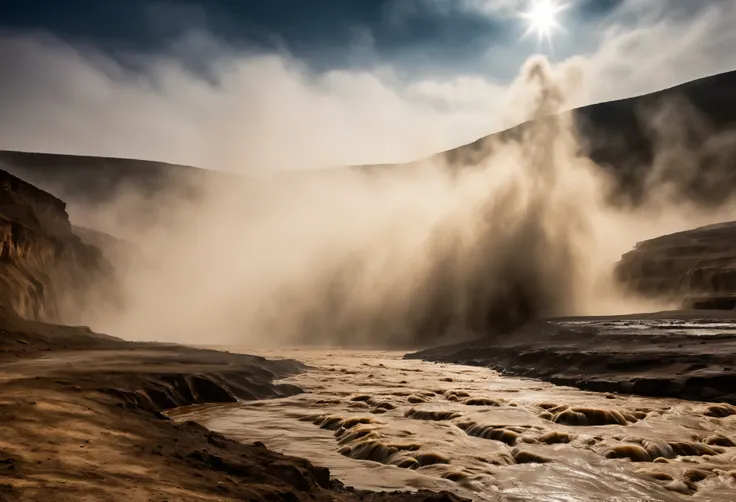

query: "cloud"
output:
458 0 535 17
407 76 508 109
410 0 526 17
0 0 734 173
411 0 736 104
582 0 736 102
0 30 506 172
71 53 736 348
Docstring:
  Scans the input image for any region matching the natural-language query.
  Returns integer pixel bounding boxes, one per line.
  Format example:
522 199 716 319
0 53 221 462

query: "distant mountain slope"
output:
446 69 736 167
0 151 235 205
2 70 736 207
355 69 736 205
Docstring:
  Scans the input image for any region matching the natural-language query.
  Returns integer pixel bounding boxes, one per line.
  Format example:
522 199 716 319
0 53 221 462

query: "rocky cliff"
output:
0 168 111 322
615 221 736 308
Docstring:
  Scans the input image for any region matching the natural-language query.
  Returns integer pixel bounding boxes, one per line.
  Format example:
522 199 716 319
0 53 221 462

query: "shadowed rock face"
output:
615 221 736 308
0 168 111 322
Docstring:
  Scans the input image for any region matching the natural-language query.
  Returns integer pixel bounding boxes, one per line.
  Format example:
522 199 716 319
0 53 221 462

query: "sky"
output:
1 0 735 171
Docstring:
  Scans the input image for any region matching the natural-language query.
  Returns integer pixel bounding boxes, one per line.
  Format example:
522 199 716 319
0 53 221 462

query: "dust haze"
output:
2 1 736 347
53 60 736 348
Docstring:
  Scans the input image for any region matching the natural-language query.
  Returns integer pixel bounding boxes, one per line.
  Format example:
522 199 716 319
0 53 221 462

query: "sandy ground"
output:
407 311 736 405
0 314 465 501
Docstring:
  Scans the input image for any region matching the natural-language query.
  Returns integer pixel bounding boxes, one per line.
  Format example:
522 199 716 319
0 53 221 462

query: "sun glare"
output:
520 0 569 46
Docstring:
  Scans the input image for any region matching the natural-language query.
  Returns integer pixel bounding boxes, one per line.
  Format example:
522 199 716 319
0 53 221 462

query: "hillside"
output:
356 69 736 205
445 69 736 170
3 70 736 208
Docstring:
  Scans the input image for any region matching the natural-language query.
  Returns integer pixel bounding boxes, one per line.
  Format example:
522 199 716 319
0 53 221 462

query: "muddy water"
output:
171 350 736 501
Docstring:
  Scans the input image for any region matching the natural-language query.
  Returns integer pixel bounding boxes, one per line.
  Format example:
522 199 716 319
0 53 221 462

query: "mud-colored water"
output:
170 350 736 501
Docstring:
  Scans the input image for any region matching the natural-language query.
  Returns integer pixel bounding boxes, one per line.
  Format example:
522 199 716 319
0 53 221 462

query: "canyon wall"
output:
0 168 111 323
615 222 736 309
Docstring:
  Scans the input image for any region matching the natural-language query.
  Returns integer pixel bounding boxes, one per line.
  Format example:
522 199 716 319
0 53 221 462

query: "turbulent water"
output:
171 349 736 501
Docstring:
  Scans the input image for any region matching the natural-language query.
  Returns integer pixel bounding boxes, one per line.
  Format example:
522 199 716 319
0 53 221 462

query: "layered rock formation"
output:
0 168 111 322
615 221 736 308
407 313 736 404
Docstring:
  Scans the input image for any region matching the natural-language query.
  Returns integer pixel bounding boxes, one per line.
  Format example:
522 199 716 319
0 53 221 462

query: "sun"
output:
520 0 570 46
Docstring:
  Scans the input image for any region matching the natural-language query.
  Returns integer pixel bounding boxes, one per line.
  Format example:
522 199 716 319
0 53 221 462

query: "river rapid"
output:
170 349 736 501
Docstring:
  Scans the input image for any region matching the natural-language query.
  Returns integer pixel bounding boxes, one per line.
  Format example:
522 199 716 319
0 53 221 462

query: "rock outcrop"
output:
407 314 736 404
615 221 736 308
0 168 111 322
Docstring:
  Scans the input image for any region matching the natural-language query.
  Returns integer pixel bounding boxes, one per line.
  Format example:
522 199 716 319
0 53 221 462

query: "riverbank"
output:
0 313 464 501
406 311 736 406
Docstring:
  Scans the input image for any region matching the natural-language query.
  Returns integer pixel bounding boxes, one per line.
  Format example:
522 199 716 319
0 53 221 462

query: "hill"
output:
355 69 736 205
3 70 736 207
0 150 236 206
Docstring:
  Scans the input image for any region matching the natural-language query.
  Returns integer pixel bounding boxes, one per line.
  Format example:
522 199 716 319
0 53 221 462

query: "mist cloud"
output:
1 2 736 347
64 53 736 349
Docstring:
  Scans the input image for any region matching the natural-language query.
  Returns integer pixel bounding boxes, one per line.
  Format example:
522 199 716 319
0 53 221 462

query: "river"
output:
170 349 736 501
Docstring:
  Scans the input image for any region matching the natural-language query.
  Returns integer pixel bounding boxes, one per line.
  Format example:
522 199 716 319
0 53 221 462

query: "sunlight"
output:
520 0 570 46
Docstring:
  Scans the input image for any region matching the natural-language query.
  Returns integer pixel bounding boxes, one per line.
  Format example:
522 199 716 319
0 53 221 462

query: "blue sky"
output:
1 1 735 170
3 0 622 77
